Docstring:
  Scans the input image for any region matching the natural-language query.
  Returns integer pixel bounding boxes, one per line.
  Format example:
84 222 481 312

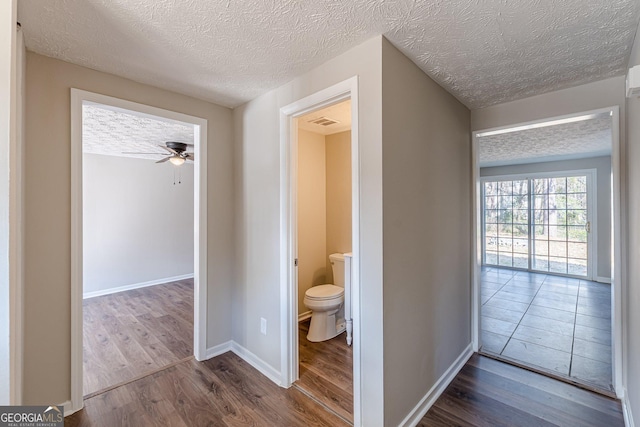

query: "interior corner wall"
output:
82 154 194 296
232 36 384 424
297 129 327 315
325 130 352 282
481 156 612 280
381 37 471 426
23 52 234 406
625 23 640 425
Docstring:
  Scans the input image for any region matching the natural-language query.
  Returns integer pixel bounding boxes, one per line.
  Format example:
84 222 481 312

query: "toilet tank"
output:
329 253 346 288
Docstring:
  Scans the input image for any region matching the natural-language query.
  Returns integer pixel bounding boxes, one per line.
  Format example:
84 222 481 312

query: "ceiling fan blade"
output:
185 152 195 160
121 152 164 155
156 156 172 163
159 145 179 155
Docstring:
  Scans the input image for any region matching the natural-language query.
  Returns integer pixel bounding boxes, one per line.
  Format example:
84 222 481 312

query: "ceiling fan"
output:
123 141 194 166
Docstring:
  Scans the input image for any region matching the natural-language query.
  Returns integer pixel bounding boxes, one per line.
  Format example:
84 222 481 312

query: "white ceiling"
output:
18 0 640 109
479 113 612 167
298 100 351 136
82 102 194 160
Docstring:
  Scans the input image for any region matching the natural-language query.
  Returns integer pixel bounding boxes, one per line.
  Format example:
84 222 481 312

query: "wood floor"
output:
83 279 194 396
295 319 353 423
420 353 624 426
66 352 350 427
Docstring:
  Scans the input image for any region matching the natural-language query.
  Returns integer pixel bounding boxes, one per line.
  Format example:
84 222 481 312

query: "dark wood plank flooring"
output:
420 353 624 426
295 319 353 423
83 279 194 396
66 352 350 427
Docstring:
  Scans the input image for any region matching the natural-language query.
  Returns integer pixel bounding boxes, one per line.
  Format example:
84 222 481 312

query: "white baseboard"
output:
205 340 233 360
298 311 312 322
61 400 77 417
83 273 194 299
623 391 635 427
398 344 473 427
596 276 612 284
231 342 282 386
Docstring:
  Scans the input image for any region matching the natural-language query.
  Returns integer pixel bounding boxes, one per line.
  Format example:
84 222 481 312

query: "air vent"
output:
308 116 340 126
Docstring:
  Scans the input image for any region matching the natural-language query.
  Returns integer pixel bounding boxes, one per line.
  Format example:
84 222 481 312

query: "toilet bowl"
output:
304 253 346 342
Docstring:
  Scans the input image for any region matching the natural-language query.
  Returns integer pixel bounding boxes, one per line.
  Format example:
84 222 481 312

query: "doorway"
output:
472 107 622 395
280 77 362 425
70 89 209 413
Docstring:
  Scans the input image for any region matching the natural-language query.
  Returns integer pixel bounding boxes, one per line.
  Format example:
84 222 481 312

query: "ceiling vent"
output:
308 116 340 126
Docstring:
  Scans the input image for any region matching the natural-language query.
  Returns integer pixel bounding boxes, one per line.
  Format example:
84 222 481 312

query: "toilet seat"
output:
305 284 344 300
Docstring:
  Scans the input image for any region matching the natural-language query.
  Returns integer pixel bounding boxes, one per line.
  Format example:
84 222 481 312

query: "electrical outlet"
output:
260 317 267 335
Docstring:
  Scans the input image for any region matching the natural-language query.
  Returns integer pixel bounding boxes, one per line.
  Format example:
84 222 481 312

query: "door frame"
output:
279 76 361 425
70 89 208 413
479 169 597 280
471 106 623 396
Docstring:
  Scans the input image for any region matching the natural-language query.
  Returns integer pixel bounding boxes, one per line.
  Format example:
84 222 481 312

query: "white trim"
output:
60 400 76 417
623 391 636 427
279 76 362 425
298 311 312 322
231 342 283 386
472 106 624 398
471 126 481 352
205 341 233 359
398 344 473 427
82 274 195 299
70 89 209 413
596 276 612 284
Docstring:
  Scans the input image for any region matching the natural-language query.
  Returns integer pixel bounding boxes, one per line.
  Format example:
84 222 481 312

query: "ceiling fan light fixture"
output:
169 156 185 166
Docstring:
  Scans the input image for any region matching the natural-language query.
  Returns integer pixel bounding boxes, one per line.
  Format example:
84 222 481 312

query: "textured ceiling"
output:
479 113 612 167
18 0 640 109
82 103 194 160
298 100 351 136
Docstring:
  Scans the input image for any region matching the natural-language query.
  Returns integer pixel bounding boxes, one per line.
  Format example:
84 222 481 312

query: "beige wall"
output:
625 22 640 424
23 52 234 405
381 38 471 425
325 130 352 282
233 36 384 424
297 129 327 315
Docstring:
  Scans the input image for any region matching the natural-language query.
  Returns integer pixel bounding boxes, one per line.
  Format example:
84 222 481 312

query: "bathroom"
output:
295 99 353 422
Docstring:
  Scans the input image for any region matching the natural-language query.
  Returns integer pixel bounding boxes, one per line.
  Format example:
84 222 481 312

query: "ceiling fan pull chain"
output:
173 169 176 185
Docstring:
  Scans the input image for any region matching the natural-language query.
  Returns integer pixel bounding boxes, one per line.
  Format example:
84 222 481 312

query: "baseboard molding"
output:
596 276 612 284
205 340 233 360
230 342 282 386
623 391 635 427
61 400 77 417
298 311 312 322
83 273 194 299
398 344 473 427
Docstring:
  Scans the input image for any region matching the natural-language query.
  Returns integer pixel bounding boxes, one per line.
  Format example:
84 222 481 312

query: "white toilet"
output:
304 253 346 342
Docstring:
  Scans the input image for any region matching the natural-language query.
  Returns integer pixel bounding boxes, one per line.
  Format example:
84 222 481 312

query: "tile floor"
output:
480 266 613 391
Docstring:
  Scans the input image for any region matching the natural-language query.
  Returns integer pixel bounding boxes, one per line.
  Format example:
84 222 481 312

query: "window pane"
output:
568 176 587 193
485 209 498 223
534 195 548 209
485 224 498 237
485 182 498 196
514 255 528 269
568 193 587 209
533 179 548 194
549 194 566 209
549 257 568 274
568 259 587 276
513 210 528 224
567 226 588 243
513 180 529 195
568 242 587 260
549 177 567 193
498 181 512 195
567 210 587 226
533 240 549 255
513 195 528 209
484 196 498 210
549 241 567 258
485 251 498 265
513 224 528 238
534 256 549 271
513 238 528 254
499 196 513 209
499 224 513 237
548 209 567 225
497 210 512 224
533 209 548 225
534 225 548 239
499 253 513 267
549 225 567 241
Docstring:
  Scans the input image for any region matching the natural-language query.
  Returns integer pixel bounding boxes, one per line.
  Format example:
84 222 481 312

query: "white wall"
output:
83 153 194 296
0 0 17 406
381 38 471 426
233 36 384 424
297 129 327 315
625 21 640 426
481 156 612 280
